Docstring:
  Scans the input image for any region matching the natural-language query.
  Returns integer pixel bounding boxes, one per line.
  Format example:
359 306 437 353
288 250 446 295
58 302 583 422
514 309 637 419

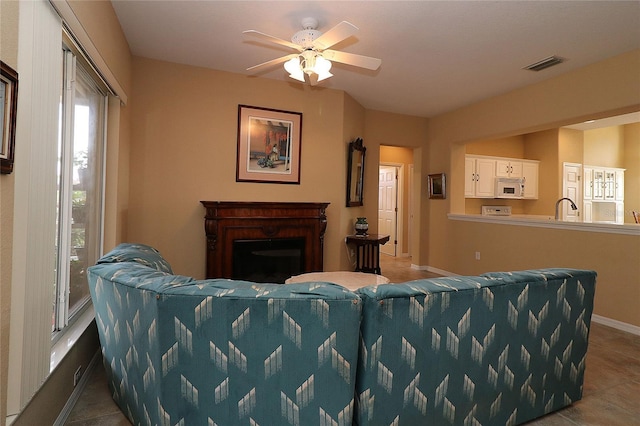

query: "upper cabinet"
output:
582 165 625 224
465 156 497 198
495 159 523 178
465 155 539 199
584 166 625 202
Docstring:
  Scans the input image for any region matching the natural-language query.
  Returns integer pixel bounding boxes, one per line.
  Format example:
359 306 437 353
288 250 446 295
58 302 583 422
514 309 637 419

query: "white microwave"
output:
495 177 525 198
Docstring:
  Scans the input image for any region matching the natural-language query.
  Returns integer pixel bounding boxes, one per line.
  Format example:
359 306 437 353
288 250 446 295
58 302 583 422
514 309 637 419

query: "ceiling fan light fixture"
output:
284 57 305 82
284 52 333 83
314 56 333 81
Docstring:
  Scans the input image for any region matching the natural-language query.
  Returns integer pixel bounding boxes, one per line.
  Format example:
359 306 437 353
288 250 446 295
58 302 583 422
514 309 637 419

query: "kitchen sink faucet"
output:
555 197 578 220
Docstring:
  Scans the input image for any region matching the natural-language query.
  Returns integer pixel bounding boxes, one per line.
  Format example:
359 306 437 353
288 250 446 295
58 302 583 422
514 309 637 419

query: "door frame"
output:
562 162 583 222
379 162 405 257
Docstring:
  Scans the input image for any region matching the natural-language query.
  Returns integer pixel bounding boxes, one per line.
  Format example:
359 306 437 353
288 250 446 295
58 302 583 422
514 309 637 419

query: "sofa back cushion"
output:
354 269 596 426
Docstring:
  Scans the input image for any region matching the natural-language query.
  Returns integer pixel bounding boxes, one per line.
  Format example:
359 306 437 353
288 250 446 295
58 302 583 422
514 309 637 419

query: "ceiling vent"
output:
524 55 565 72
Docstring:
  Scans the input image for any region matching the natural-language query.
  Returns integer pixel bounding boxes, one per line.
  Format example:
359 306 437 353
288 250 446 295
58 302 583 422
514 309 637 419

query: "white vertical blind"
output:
7 0 62 415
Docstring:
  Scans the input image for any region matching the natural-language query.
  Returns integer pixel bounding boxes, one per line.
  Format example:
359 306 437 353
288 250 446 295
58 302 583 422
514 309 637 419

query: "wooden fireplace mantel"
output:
200 201 329 279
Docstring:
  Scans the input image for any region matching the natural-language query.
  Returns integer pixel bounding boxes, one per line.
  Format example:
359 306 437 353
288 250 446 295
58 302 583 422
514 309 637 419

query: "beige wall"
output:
465 135 525 157
558 128 584 165
66 0 132 96
584 126 626 168
523 129 560 215
340 93 367 264
429 49 640 327
0 0 19 421
364 110 428 260
129 57 360 276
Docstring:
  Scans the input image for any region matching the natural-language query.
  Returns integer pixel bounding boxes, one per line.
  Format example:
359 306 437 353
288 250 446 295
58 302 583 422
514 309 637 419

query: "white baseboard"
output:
591 314 640 336
53 350 101 426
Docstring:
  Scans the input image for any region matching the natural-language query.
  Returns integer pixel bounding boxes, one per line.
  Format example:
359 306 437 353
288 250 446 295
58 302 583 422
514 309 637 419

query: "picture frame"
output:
346 138 366 207
236 105 302 184
428 173 446 199
1 61 18 174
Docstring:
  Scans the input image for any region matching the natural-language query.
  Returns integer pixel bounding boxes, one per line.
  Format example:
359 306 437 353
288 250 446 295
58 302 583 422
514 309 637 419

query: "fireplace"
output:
200 201 329 281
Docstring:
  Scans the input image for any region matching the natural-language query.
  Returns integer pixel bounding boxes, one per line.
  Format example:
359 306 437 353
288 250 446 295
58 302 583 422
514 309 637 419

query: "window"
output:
53 44 107 333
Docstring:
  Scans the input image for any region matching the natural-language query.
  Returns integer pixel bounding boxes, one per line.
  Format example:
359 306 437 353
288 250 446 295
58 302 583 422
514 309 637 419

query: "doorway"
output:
378 164 403 256
562 162 582 222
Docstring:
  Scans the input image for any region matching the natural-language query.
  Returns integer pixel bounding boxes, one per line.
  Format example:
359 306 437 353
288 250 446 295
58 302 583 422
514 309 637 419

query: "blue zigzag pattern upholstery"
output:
88 244 362 426
354 269 596 426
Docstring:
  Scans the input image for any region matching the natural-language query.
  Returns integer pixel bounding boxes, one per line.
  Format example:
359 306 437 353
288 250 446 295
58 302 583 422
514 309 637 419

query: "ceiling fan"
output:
244 17 382 85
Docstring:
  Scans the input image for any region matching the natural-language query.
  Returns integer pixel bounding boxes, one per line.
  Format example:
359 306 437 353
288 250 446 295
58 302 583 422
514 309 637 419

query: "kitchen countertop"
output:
448 213 640 236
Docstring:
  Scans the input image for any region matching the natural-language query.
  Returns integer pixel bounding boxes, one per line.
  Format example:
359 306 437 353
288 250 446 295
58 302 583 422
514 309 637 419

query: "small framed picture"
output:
428 173 446 199
236 105 302 184
1 61 18 174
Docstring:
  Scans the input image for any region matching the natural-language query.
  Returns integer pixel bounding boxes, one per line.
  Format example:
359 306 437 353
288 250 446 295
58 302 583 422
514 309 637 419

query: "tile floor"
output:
65 255 640 425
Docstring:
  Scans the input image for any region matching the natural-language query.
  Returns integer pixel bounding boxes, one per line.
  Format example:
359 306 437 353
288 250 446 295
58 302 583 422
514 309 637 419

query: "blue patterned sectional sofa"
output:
88 243 596 426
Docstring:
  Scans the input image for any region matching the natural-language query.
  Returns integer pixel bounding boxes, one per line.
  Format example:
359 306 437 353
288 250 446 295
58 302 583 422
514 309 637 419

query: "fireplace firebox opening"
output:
232 238 305 283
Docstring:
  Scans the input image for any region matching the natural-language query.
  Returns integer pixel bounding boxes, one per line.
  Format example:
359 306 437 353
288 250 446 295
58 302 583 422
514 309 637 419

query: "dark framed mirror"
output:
346 138 366 207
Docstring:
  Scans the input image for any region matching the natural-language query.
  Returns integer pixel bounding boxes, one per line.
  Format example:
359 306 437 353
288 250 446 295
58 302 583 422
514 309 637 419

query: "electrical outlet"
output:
475 251 481 261
73 366 82 387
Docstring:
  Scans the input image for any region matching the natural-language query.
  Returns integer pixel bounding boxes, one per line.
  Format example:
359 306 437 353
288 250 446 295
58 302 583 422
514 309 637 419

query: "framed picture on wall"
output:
428 173 446 199
1 61 18 174
236 105 302 184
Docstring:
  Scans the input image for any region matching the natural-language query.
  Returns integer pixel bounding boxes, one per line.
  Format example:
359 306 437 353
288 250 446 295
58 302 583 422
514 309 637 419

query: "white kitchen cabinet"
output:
582 165 625 224
583 201 593 223
465 156 496 198
583 167 593 199
495 160 523 178
615 170 625 201
465 155 538 199
592 169 605 200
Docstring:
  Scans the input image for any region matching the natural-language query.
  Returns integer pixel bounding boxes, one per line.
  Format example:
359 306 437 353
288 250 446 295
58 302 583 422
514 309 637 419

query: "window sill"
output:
50 304 95 373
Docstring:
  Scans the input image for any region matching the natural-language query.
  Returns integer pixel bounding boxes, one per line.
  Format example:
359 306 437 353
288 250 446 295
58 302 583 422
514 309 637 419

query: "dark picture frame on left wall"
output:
1 61 18 174
236 105 302 184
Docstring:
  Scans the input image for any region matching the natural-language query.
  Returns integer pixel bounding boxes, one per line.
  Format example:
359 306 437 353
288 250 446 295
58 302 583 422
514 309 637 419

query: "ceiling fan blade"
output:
243 30 302 51
313 21 358 50
322 49 382 71
247 54 298 72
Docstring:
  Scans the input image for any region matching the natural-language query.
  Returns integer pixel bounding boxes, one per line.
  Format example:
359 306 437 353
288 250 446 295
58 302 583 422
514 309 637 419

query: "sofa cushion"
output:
97 243 173 274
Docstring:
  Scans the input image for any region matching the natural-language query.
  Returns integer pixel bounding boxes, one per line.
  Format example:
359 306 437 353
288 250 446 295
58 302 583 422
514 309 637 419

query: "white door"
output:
563 163 582 222
378 166 397 256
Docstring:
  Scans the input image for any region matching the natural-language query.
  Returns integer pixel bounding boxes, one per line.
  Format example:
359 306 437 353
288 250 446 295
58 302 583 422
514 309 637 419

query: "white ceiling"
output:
111 0 640 118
